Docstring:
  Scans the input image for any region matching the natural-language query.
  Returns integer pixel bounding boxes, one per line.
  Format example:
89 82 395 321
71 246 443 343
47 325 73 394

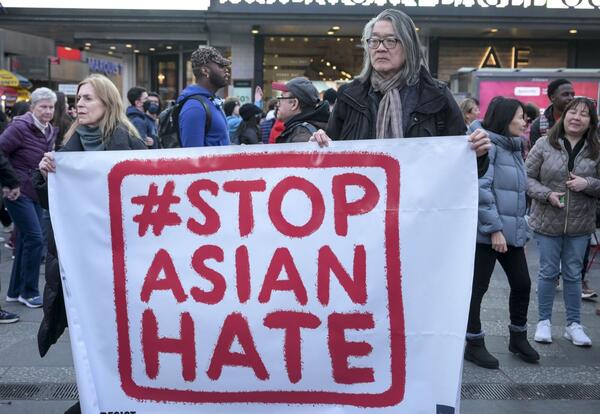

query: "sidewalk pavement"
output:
1 241 599 413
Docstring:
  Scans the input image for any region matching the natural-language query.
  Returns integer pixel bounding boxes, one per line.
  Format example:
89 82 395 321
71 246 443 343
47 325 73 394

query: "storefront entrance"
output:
262 35 363 97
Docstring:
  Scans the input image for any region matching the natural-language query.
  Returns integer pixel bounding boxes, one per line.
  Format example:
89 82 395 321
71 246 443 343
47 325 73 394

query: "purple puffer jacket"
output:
0 112 56 202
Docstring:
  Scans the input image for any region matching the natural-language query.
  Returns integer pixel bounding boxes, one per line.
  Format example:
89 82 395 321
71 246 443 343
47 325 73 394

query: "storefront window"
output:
263 36 363 98
136 54 151 92
151 54 179 102
437 39 568 82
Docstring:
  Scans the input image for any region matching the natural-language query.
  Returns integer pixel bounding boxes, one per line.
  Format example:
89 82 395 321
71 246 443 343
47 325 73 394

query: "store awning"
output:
0 70 20 88
14 72 32 89
0 70 32 89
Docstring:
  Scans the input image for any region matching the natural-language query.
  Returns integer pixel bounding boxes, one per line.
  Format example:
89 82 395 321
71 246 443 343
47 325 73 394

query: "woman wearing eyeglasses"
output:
311 9 490 176
527 97 600 347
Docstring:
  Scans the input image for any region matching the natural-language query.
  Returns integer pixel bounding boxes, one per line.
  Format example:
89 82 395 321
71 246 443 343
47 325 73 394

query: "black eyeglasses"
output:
211 61 230 70
276 96 296 101
366 37 400 50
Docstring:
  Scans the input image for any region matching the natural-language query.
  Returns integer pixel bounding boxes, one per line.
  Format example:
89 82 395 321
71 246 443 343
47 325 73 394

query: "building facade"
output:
1 1 599 103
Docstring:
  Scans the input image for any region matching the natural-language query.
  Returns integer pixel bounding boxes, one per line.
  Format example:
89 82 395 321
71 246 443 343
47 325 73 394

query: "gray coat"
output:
526 136 600 236
471 122 528 246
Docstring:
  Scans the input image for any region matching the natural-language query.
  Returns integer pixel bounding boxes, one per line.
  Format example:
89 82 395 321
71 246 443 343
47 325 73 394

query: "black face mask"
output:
144 101 160 115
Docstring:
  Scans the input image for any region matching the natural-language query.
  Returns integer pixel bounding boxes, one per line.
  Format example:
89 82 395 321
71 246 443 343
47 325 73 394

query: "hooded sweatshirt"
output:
126 106 158 148
177 84 229 147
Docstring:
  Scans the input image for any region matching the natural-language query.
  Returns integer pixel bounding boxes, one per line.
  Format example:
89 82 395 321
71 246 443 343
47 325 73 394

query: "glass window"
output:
263 36 363 98
151 54 179 102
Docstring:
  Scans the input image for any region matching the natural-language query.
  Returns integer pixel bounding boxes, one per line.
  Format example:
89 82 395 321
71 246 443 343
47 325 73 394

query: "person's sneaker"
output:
5 295 18 302
17 296 42 308
564 323 592 347
582 281 598 300
0 308 19 324
534 320 552 343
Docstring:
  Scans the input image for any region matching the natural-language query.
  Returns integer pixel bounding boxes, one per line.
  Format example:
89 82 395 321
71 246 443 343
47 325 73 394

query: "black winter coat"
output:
35 126 145 357
326 67 489 177
277 101 330 144
0 150 19 189
529 104 556 149
238 124 262 145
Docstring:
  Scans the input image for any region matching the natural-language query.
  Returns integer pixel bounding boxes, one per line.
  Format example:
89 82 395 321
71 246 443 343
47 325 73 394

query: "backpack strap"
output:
179 94 213 137
299 122 318 135
539 113 549 137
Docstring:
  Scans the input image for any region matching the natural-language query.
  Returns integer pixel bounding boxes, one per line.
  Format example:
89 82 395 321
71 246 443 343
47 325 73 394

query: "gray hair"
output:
31 87 57 106
357 9 426 85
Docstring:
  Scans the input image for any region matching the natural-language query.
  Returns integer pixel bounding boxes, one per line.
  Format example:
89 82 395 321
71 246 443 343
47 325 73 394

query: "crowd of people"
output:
462 81 600 370
0 8 598 412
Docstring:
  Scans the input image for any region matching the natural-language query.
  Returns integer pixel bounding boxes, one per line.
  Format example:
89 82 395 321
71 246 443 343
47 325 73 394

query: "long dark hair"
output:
52 91 73 149
547 97 599 160
481 96 525 137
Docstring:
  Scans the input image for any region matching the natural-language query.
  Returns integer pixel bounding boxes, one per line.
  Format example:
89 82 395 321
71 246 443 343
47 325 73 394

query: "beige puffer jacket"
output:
526 136 600 236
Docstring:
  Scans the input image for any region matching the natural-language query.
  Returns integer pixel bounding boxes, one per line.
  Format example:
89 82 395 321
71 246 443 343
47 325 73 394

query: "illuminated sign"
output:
218 0 600 9
479 46 531 69
88 58 123 76
0 0 210 10
4 0 600 10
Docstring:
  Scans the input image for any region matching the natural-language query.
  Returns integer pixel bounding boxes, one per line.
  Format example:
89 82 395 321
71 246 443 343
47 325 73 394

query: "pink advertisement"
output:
478 80 600 117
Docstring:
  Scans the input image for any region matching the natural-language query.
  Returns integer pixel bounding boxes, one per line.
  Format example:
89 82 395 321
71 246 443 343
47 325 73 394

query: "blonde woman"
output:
34 74 146 414
52 74 144 152
460 98 481 128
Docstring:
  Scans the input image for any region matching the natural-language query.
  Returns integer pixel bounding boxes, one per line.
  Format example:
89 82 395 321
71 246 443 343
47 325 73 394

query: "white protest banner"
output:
49 137 478 414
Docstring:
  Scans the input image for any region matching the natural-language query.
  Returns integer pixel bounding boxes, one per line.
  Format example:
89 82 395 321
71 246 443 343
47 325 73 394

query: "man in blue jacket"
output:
178 46 231 147
126 86 158 148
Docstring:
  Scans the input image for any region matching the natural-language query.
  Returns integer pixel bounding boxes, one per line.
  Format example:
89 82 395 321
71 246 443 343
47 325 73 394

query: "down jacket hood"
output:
470 121 529 247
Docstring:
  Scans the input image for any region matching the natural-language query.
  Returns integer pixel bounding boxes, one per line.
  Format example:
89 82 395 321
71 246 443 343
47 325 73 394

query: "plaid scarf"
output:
371 70 405 139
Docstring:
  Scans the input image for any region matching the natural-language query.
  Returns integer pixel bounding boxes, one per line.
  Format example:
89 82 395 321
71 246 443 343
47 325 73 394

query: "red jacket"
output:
268 119 285 144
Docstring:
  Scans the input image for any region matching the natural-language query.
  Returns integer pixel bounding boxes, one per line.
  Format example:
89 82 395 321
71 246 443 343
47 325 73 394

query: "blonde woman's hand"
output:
2 186 20 201
491 231 507 253
468 128 491 157
566 172 588 192
309 129 331 148
38 152 56 179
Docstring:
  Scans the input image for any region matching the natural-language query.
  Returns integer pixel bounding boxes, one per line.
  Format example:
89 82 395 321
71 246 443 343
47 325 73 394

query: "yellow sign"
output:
17 88 31 102
0 70 20 88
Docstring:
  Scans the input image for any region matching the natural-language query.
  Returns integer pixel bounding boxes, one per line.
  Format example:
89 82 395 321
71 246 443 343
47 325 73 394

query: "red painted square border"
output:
107 152 404 407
